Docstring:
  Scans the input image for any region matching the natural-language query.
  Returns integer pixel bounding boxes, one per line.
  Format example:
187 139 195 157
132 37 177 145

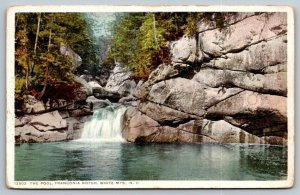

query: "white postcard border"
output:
6 5 295 189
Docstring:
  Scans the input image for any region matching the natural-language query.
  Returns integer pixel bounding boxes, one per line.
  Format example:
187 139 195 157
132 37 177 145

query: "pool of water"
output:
15 141 287 181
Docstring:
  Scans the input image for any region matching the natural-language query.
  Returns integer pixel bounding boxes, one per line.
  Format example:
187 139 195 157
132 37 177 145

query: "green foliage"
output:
15 77 26 93
133 13 167 79
107 13 175 80
184 13 199 36
183 12 238 35
15 13 97 96
108 13 144 66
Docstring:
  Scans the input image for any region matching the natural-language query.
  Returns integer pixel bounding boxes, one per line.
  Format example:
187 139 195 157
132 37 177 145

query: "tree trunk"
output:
38 15 53 100
152 14 159 49
24 23 29 89
47 16 53 52
30 13 41 75
25 62 29 89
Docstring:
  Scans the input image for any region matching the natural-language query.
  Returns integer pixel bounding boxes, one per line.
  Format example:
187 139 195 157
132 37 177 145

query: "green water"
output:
15 141 287 181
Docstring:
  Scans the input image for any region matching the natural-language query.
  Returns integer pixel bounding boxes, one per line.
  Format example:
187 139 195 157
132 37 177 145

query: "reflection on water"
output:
15 142 287 181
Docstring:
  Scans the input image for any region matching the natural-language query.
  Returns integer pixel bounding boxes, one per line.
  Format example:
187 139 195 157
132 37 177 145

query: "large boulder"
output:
193 68 287 96
147 78 206 116
15 126 69 143
74 76 93 98
206 90 287 135
15 108 94 143
147 63 191 84
105 63 136 96
15 111 69 143
138 101 194 125
23 111 67 131
121 107 216 143
199 13 287 57
23 95 45 113
86 96 111 110
201 35 287 73
122 107 159 142
93 87 122 102
80 74 93 82
60 44 82 69
206 90 286 119
87 81 102 89
170 35 204 63
121 107 287 145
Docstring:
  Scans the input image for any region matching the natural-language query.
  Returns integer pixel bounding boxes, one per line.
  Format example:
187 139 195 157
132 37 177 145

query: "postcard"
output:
6 5 294 189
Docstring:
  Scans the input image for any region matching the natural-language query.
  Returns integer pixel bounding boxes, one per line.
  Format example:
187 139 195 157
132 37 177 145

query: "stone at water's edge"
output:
86 96 112 110
15 111 68 143
125 12 288 145
121 107 159 142
122 107 287 145
206 91 287 132
15 107 93 143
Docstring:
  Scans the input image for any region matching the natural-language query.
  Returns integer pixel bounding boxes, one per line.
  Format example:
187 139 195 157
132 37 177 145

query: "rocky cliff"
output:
122 12 288 145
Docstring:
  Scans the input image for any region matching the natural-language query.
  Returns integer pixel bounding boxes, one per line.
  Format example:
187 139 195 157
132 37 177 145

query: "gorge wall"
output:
122 12 288 145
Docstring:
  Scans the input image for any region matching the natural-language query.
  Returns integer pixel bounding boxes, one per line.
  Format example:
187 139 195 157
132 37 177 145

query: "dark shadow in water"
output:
120 143 162 180
238 145 288 180
46 149 90 180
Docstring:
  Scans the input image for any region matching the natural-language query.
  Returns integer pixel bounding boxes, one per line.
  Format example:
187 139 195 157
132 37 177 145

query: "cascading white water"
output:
80 106 127 142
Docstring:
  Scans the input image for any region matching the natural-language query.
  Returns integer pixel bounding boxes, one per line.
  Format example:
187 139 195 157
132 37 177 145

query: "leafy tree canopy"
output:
15 13 98 95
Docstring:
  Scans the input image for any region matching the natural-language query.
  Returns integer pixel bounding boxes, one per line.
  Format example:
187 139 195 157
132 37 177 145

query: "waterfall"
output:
80 106 127 142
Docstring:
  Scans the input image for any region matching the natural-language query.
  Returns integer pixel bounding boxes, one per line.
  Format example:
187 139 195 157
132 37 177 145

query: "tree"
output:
30 12 41 75
133 13 167 79
15 13 98 98
106 12 180 80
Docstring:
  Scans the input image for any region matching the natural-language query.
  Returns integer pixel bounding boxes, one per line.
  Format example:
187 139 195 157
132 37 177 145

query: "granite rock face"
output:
22 95 46 113
15 103 94 143
123 12 288 145
105 63 137 97
60 44 82 69
15 111 69 143
74 76 93 97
